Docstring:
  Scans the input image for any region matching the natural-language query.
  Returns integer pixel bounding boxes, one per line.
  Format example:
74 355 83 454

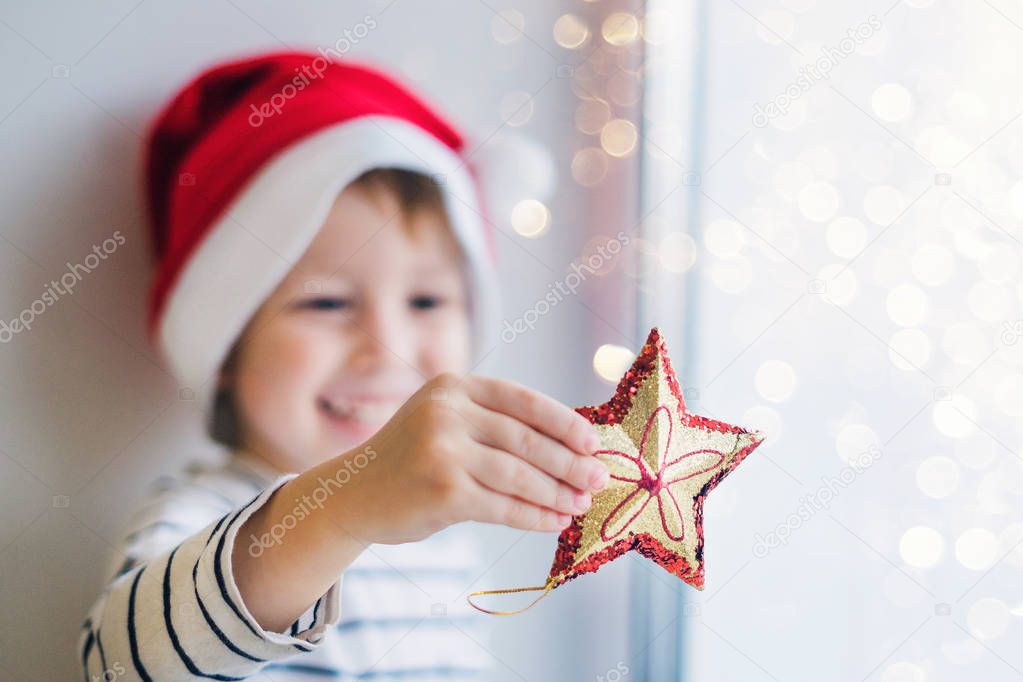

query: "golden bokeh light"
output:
602 12 640 46
600 118 638 157
553 14 589 49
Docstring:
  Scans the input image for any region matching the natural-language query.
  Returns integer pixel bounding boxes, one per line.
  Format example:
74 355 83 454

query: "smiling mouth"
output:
317 396 401 426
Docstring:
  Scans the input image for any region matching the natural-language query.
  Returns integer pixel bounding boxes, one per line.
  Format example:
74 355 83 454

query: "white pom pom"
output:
468 131 556 231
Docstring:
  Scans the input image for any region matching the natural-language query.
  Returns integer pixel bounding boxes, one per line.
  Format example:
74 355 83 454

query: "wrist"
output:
304 443 382 546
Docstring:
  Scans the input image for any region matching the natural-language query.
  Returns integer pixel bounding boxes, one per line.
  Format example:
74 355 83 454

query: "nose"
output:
347 298 414 372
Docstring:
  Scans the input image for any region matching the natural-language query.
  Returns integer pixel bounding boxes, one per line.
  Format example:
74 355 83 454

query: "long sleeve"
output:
78 472 343 680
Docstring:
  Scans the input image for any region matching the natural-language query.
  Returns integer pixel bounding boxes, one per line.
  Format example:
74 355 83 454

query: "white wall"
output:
0 1 641 679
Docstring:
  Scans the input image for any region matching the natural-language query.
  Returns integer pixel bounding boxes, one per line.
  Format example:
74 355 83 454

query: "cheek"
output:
234 324 336 423
420 310 472 374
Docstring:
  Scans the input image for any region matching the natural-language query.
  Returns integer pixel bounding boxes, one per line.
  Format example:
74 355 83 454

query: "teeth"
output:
320 397 396 424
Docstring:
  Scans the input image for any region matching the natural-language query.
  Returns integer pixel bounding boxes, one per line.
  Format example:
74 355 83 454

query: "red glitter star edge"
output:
546 327 765 590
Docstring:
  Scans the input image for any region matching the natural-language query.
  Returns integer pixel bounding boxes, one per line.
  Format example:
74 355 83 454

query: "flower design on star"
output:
598 405 726 543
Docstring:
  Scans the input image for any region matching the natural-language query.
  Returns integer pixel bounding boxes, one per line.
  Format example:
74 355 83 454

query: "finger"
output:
462 402 609 492
466 376 599 455
465 442 593 515
466 482 573 533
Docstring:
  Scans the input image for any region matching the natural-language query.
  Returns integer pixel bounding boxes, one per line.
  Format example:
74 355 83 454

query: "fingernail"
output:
584 431 601 452
574 491 591 512
590 465 610 491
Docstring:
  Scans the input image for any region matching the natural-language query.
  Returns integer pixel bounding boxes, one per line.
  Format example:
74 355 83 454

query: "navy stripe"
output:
192 517 266 664
127 567 154 682
213 500 271 639
116 555 140 578
207 512 231 547
311 596 322 628
213 495 313 652
192 549 266 662
80 627 94 680
290 619 299 636
164 545 245 680
96 626 108 677
264 663 343 678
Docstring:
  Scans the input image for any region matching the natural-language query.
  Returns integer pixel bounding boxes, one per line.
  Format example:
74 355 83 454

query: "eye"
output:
303 297 352 312
409 294 444 310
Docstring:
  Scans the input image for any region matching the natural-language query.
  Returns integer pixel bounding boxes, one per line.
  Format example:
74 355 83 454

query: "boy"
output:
78 52 609 680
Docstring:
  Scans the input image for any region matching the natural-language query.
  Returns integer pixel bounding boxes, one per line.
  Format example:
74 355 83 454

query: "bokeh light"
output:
955 528 998 570
600 119 638 157
660 231 697 273
571 147 609 186
510 199 550 238
500 91 535 127
601 12 639 46
888 328 931 370
553 13 589 49
899 526 944 568
593 343 635 383
932 394 977 439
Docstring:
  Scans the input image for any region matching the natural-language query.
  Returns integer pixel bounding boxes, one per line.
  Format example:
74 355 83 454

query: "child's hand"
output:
339 373 610 544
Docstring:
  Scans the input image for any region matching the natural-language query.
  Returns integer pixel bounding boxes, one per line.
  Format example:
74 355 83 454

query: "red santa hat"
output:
145 51 533 412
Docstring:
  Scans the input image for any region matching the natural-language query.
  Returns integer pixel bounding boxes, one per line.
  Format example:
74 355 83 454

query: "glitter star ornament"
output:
468 327 765 615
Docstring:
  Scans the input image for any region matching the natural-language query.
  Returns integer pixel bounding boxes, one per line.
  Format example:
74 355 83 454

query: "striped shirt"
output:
78 450 494 680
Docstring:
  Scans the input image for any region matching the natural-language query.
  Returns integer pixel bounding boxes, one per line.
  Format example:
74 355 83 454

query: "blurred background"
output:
1 0 1021 680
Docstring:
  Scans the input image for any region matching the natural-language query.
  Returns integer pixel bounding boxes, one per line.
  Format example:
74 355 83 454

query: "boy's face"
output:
226 182 471 472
